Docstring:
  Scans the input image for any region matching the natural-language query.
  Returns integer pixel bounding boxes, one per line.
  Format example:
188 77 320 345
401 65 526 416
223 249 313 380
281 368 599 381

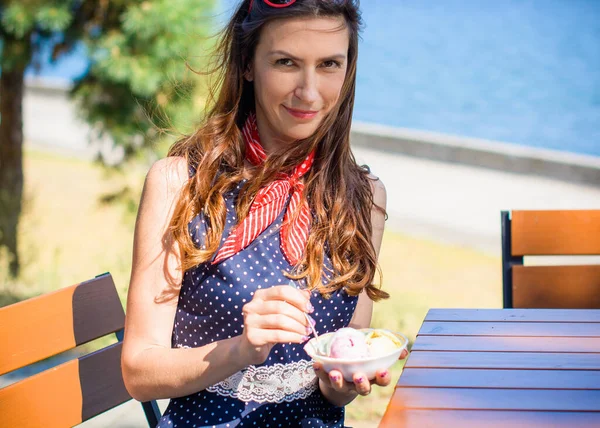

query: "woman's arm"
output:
317 175 387 406
347 176 387 330
121 157 250 402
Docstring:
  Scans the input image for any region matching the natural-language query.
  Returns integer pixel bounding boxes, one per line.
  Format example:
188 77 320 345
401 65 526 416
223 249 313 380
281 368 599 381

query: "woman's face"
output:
247 16 349 152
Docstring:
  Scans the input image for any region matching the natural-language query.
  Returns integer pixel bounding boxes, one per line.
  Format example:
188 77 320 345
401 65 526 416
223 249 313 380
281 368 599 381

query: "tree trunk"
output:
0 65 26 277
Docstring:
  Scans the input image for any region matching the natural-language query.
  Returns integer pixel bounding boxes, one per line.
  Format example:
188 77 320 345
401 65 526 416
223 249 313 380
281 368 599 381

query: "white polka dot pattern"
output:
157 178 357 428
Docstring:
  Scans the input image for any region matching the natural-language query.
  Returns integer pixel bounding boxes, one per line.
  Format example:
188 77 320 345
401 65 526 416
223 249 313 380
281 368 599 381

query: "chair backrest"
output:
501 210 600 309
0 273 160 427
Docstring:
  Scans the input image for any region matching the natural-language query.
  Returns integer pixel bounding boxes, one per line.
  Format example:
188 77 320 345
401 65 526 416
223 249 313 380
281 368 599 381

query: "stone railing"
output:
351 122 600 187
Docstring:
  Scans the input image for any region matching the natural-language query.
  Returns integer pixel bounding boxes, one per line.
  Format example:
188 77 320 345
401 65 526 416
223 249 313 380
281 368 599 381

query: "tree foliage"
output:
2 0 216 161
0 0 217 276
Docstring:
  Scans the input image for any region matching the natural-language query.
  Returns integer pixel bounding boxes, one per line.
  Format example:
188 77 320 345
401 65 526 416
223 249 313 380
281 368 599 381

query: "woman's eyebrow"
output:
268 50 347 62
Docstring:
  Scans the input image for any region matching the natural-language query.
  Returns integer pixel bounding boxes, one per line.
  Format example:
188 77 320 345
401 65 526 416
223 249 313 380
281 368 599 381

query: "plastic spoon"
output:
304 312 327 356
289 282 326 356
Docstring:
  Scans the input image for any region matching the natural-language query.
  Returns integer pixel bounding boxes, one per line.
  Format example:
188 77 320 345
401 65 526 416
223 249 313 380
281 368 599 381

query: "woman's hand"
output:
314 348 409 404
237 285 314 365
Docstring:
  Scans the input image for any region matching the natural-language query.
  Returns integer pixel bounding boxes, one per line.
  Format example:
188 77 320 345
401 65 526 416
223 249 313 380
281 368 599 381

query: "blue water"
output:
355 0 600 157
25 0 600 157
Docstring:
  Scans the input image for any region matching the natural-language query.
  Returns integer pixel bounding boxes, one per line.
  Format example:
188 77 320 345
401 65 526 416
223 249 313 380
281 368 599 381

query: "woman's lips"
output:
284 106 319 119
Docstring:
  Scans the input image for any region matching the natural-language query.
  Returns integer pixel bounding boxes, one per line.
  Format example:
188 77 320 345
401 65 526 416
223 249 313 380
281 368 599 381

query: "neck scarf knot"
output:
212 113 315 266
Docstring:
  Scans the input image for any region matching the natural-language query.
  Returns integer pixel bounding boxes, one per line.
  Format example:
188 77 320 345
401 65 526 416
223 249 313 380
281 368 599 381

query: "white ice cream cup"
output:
303 328 409 382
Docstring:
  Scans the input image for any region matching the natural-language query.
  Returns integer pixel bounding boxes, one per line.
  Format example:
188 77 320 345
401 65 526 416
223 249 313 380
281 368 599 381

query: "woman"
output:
122 1 405 426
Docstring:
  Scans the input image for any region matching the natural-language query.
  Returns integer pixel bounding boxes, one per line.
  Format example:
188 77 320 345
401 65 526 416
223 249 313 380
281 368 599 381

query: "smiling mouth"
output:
284 106 319 119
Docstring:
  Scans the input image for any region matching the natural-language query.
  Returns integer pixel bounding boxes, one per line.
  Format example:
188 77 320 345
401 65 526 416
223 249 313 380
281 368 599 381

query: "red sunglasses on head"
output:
248 0 297 13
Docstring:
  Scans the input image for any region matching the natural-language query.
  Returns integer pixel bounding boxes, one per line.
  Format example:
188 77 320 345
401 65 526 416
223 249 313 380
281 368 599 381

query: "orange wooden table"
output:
380 308 600 428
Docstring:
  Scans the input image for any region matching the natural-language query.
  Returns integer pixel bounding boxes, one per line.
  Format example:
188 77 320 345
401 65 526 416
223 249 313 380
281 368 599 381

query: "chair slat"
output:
511 210 600 256
380 409 600 428
513 265 600 309
71 275 126 346
0 342 131 427
0 275 125 376
79 342 131 422
0 358 82 427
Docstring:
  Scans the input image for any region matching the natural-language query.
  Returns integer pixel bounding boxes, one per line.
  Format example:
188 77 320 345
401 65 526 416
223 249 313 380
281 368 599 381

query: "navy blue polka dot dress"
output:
156 179 358 428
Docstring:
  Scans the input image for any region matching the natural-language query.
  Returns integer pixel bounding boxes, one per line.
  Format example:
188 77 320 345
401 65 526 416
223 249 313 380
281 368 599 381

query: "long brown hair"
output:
168 0 388 301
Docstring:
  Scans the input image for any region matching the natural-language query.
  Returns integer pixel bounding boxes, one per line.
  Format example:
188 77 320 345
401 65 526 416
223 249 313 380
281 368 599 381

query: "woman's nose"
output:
294 70 319 104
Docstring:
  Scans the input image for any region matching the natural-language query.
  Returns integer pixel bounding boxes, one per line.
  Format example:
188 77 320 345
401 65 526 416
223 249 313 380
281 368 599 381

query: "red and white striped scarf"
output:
212 113 315 266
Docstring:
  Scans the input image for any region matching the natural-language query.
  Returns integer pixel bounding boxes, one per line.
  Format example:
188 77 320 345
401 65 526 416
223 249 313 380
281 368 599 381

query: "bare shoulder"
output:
134 156 190 230
145 156 189 197
367 172 387 209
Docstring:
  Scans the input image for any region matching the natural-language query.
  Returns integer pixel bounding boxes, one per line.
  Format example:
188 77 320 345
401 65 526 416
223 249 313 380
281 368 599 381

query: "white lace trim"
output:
206 359 318 403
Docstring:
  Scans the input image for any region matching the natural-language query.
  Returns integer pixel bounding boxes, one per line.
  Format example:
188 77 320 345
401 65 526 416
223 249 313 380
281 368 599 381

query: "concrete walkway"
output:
352 146 600 255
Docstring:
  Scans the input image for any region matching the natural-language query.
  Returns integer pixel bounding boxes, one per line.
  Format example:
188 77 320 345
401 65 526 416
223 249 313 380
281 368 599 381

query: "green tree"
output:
0 0 216 277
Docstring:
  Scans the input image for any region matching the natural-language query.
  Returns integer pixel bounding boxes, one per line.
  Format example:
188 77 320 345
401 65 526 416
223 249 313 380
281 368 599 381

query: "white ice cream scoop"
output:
327 327 370 359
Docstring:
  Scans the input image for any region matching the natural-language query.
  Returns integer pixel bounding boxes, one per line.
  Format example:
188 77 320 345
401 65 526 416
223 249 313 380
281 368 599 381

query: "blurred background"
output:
1 1 599 426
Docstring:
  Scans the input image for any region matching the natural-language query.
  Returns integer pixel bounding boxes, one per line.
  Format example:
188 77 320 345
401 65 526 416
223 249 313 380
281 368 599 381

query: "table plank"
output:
382 309 600 427
419 321 600 337
390 388 600 411
425 308 600 323
411 335 600 352
379 409 600 428
405 351 600 370
397 368 600 389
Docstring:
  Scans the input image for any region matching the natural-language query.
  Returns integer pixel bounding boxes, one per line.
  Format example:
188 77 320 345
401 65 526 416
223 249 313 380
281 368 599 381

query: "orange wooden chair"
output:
0 273 160 427
501 210 600 308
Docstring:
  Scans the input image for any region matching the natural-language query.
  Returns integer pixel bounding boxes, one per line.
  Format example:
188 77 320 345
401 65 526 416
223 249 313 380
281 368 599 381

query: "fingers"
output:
373 369 392 387
313 363 383 397
255 285 313 314
327 370 371 396
352 372 372 396
313 360 392 401
313 364 349 393
246 328 308 345
327 369 346 392
313 362 330 384
241 286 315 347
248 300 310 328
247 313 311 337
313 363 347 392
399 349 409 360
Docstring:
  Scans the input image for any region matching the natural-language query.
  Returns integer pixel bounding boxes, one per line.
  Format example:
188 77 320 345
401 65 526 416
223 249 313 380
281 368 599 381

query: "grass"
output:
1 148 502 426
0 149 146 306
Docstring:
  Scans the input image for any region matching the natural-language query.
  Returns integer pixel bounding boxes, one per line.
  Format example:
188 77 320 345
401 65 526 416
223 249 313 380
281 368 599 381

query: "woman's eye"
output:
276 58 294 67
322 60 341 69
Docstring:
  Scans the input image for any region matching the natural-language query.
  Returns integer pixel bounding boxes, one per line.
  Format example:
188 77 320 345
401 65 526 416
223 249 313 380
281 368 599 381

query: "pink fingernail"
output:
302 335 310 342
307 302 314 313
379 371 389 377
356 376 364 383
330 374 339 381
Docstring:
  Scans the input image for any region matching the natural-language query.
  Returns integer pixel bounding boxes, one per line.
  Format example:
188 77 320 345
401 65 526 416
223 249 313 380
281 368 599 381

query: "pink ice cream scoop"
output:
328 328 371 359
